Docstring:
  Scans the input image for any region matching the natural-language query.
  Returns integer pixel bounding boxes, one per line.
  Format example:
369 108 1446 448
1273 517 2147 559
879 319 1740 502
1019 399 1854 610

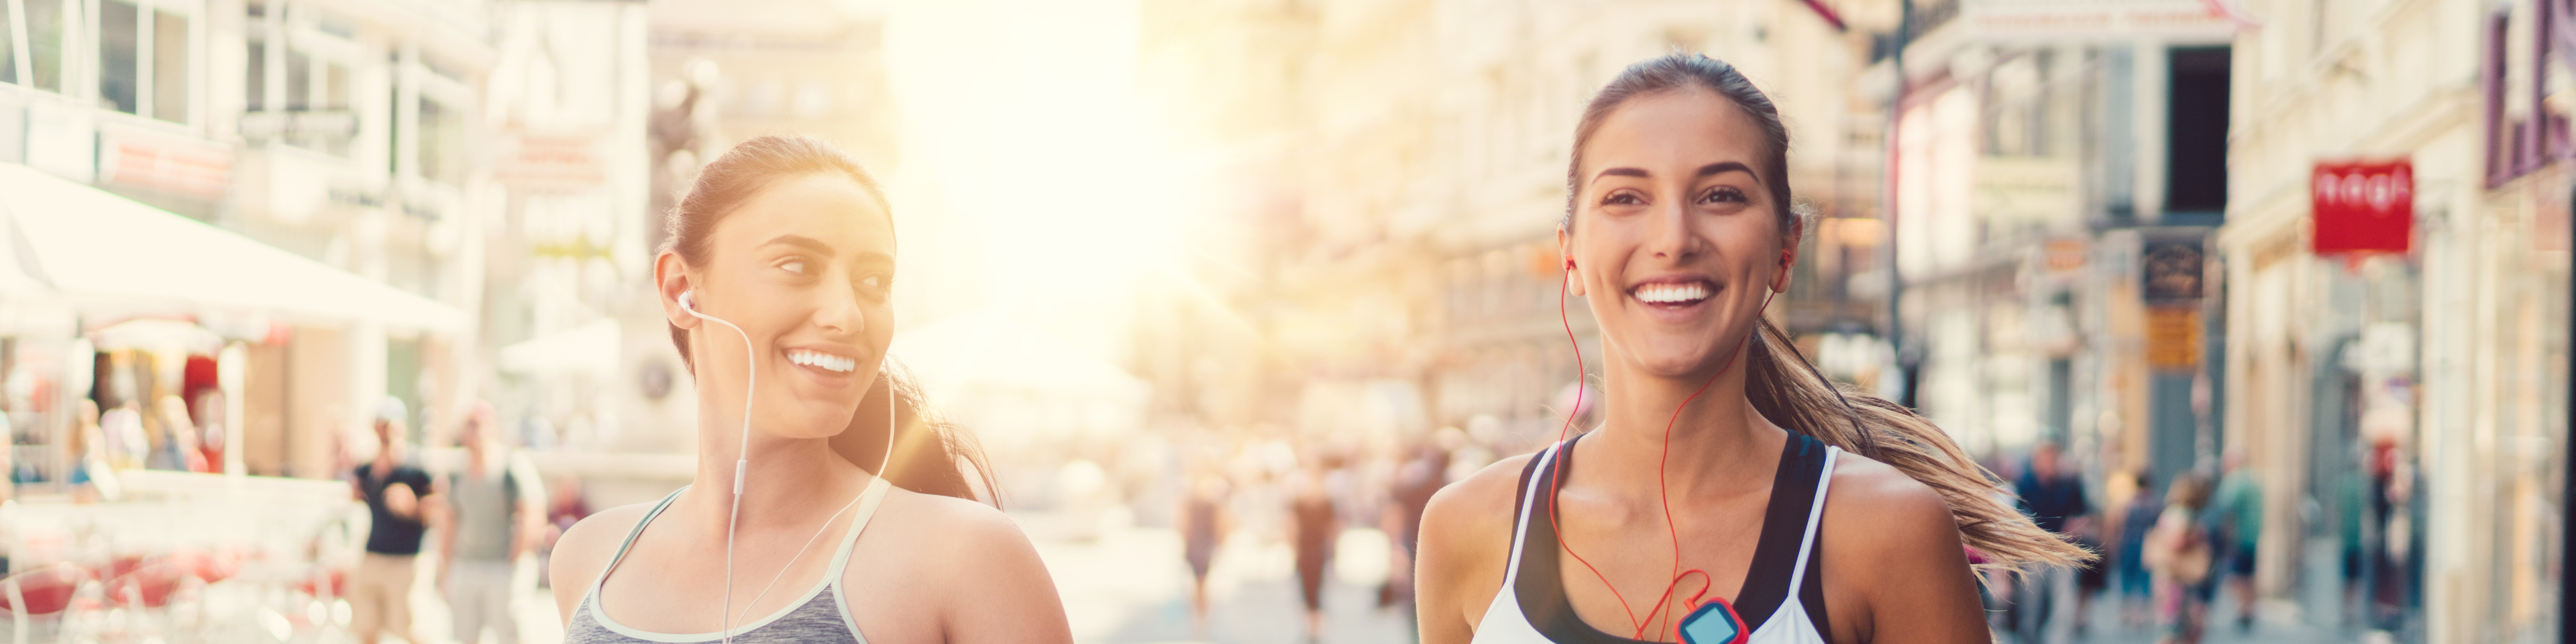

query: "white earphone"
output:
678 288 896 641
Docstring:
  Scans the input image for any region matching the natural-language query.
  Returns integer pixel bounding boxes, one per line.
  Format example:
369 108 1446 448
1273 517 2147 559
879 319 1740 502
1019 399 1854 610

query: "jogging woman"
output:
1415 54 2088 644
549 136 1075 644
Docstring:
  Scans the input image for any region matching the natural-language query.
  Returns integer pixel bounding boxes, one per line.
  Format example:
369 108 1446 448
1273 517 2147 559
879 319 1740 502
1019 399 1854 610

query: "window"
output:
245 37 264 111
93 0 189 121
1 0 15 85
279 13 356 155
99 0 136 113
152 10 185 121
15 0 65 92
418 96 464 185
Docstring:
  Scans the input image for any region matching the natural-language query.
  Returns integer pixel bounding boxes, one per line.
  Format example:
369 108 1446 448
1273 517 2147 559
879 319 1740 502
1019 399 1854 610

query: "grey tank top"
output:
566 478 892 643
449 467 518 562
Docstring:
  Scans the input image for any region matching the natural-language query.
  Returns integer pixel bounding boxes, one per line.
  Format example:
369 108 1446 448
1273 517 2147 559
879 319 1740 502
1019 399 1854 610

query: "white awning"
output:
497 318 621 376
0 163 468 333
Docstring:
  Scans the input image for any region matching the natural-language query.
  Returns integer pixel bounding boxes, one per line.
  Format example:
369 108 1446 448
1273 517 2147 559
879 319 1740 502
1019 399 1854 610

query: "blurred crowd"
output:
1984 441 2421 644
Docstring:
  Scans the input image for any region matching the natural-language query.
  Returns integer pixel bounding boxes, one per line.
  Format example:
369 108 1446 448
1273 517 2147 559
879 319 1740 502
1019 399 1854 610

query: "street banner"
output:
2312 160 2414 254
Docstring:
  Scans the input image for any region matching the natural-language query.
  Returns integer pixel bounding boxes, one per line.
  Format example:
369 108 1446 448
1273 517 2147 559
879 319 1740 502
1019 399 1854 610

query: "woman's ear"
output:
1558 227 1587 298
1771 218 1802 294
657 252 700 330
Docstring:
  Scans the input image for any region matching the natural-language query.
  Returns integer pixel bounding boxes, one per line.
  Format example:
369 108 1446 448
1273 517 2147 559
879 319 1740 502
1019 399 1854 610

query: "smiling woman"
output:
547 136 1074 644
1415 54 2088 644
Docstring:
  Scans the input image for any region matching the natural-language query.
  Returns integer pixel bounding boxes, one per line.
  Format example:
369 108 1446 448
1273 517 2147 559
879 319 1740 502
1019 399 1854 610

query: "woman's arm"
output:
930 498 1075 644
1415 455 1529 644
1823 459 1992 644
547 503 651 627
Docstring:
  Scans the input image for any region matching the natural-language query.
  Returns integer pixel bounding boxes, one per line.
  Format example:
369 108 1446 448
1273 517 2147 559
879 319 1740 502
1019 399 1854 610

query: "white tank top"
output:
1470 435 1840 644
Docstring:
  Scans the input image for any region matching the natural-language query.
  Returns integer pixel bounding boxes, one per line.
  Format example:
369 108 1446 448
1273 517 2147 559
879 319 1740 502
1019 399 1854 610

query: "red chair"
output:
1 564 95 644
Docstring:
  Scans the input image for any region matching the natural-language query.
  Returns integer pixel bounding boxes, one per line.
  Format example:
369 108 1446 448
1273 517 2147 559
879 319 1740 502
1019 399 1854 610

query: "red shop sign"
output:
2311 160 2414 254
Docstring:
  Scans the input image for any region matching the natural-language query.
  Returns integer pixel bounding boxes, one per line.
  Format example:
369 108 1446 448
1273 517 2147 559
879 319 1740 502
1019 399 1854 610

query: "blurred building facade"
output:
1131 0 1894 465
2214 0 2570 641
0 0 509 482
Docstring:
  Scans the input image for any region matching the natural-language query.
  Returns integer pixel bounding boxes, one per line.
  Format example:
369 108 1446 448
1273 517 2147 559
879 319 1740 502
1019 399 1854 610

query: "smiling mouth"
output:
786 349 858 373
1631 280 1714 308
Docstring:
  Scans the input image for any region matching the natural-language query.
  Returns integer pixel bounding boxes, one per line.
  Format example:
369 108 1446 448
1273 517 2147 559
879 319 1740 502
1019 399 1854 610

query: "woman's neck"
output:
1583 354 1784 497
683 409 873 534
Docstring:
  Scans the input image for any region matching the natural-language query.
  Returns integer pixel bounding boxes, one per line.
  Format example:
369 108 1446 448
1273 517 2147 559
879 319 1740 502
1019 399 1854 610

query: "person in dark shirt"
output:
2013 442 2091 643
348 397 441 644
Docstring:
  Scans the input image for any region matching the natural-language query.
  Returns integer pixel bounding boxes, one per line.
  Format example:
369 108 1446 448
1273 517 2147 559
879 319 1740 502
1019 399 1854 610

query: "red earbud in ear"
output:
1564 257 1576 270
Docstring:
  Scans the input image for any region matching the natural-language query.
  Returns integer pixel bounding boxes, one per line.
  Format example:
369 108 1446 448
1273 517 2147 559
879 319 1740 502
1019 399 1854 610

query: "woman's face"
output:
665 172 896 440
1563 89 1792 379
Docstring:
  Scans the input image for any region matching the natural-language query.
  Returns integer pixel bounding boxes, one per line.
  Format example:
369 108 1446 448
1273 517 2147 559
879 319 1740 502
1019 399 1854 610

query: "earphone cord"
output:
685 306 757 644
1546 268 1774 641
733 486 870 624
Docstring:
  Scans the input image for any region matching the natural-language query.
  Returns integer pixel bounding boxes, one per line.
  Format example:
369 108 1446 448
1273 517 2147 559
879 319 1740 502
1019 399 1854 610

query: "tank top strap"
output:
823 476 894 574
1782 447 1840 598
1501 440 1568 588
594 487 690 592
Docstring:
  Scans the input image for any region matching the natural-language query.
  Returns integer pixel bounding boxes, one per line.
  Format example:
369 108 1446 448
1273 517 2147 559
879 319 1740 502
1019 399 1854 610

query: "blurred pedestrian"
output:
437 402 542 644
350 396 439 644
2013 441 2090 644
1179 472 1230 639
2203 450 2261 630
539 473 589 590
1381 441 1447 612
2143 474 2213 644
1290 459 1339 643
68 400 117 503
2114 470 2164 629
101 400 146 470
151 395 207 472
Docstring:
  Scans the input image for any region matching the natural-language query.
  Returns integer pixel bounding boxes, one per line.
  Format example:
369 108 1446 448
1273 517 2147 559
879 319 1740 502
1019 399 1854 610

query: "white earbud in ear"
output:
679 290 698 311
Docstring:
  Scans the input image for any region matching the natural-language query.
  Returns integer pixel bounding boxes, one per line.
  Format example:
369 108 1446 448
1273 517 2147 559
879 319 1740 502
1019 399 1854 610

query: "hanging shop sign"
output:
2145 307 2203 370
2311 160 2414 254
2141 238 2205 304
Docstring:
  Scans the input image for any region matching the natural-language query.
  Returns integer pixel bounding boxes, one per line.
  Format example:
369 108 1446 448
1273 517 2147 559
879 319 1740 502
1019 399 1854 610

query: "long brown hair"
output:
1567 54 2088 571
661 135 998 505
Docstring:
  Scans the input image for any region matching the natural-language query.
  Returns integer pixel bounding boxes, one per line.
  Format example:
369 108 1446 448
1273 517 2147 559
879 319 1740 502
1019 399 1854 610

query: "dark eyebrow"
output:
761 234 836 258
1590 162 1758 185
1697 162 1756 182
1592 167 1650 184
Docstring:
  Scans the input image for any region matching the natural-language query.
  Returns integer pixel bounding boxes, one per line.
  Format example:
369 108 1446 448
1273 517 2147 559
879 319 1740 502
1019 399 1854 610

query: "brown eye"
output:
1701 187 1748 204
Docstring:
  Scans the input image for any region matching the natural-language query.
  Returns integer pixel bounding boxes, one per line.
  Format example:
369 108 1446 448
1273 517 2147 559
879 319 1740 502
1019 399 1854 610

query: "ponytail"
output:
1744 318 2092 572
830 360 1000 506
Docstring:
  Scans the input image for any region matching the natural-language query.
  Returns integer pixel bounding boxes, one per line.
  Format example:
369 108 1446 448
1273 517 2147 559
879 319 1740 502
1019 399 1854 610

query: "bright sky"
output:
882 0 1199 352
877 0 1210 429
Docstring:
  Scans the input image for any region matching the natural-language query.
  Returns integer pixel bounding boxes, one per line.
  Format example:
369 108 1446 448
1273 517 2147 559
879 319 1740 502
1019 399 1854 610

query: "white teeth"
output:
1633 282 1711 304
788 350 856 372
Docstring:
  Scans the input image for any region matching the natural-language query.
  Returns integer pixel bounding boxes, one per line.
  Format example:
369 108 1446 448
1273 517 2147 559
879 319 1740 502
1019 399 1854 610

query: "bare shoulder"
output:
1820 452 1962 549
1416 452 1541 644
852 487 1073 643
879 486 1026 546
860 487 1054 588
547 502 659 620
1420 452 1537 547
